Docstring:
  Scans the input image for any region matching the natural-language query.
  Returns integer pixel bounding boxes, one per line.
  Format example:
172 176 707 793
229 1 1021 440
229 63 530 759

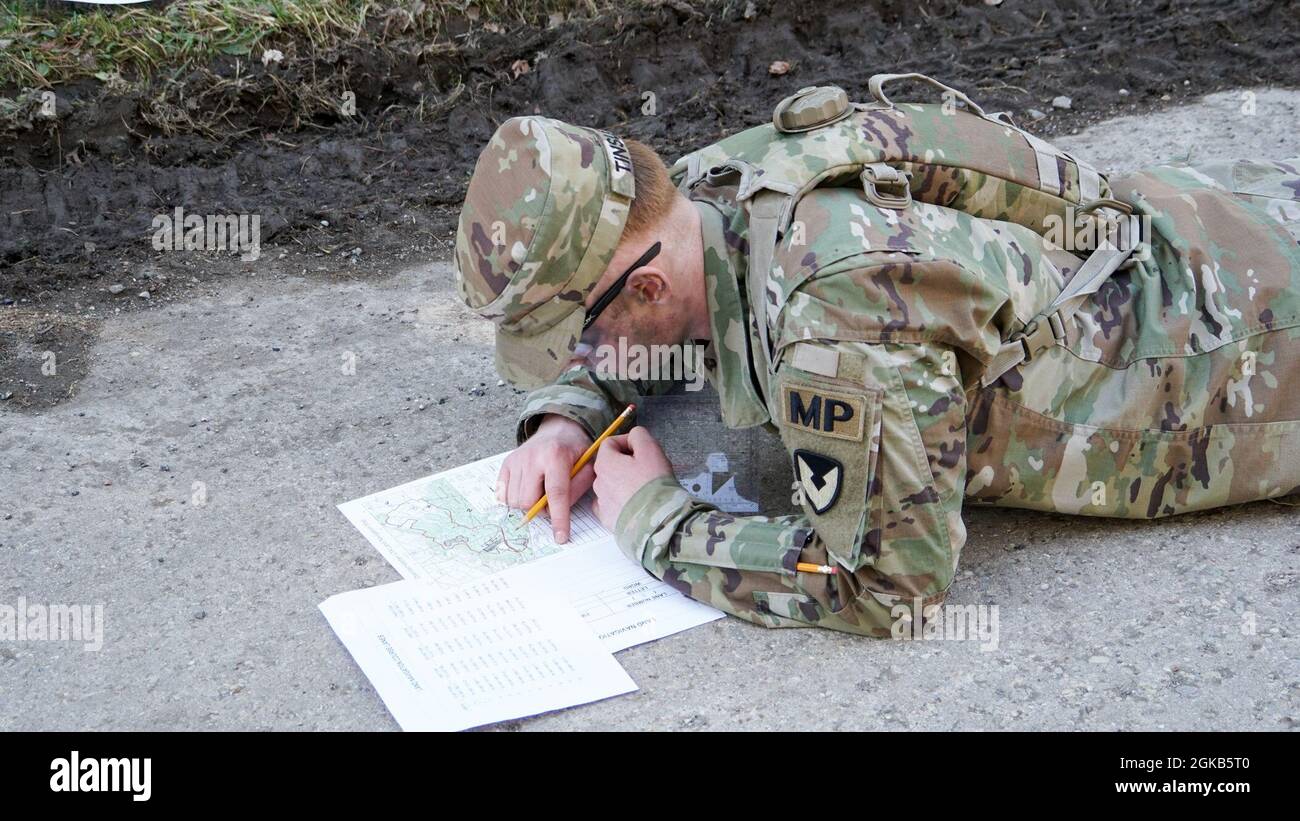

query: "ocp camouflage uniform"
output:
457 77 1300 637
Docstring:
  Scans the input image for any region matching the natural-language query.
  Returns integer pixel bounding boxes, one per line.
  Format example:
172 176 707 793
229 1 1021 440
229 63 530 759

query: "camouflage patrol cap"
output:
455 116 636 389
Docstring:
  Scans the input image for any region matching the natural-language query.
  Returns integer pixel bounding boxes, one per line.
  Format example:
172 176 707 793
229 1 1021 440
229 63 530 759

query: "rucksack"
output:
669 73 1141 388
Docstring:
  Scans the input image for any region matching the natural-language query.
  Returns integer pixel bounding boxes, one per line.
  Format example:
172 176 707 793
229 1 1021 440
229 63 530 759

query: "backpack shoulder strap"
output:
746 190 785 372
981 203 1144 387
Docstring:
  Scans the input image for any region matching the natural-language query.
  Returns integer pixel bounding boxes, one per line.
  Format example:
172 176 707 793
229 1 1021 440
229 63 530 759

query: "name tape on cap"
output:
600 131 636 199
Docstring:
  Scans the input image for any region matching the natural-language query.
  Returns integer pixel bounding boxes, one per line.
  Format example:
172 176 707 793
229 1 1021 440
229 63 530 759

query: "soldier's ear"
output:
627 268 669 304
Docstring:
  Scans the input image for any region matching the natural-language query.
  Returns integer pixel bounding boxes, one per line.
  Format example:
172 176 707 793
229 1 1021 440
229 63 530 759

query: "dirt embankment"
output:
4 0 1299 304
0 0 1297 415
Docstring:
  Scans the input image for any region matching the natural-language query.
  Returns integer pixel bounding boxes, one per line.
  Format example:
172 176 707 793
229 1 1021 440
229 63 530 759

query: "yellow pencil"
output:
522 403 637 524
796 562 837 575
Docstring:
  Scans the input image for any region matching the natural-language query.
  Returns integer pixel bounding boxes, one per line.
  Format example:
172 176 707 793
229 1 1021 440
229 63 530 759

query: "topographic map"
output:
360 482 538 578
338 452 608 585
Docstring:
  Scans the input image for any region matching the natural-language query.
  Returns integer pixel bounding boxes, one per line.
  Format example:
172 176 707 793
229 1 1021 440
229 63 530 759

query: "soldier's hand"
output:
497 414 594 543
591 426 674 531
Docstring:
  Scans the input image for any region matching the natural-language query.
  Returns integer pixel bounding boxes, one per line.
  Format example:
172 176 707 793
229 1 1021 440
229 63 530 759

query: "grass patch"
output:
0 0 609 89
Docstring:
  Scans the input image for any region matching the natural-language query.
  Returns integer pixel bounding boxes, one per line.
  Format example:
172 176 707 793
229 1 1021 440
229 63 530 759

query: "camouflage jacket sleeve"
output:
613 338 967 638
515 364 681 444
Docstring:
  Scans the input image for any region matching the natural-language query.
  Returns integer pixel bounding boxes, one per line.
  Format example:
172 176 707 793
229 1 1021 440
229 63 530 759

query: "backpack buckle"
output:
1012 313 1068 363
860 163 912 209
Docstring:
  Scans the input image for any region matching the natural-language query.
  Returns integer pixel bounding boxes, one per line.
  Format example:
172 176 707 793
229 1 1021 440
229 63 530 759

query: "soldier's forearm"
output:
517 383 620 443
515 361 642 443
612 475 867 630
516 360 697 444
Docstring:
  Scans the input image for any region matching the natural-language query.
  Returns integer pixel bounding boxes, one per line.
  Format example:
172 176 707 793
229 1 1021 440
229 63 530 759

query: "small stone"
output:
138 290 151 299
159 465 171 472
768 60 791 76
193 610 206 620
108 283 125 295
1026 108 1047 121
1051 95 1072 110
1118 88 1130 96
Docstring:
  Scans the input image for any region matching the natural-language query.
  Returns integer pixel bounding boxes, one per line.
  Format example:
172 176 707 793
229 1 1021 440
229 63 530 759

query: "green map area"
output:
361 478 555 580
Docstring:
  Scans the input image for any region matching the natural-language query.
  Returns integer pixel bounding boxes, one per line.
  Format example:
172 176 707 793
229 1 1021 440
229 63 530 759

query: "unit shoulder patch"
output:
793 449 844 514
781 383 866 441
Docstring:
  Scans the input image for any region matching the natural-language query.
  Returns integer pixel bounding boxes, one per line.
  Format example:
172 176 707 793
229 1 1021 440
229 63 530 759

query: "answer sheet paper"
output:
319 574 637 731
485 541 723 652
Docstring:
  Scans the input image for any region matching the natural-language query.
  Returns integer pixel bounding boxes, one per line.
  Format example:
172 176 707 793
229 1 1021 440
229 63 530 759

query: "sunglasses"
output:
582 241 662 330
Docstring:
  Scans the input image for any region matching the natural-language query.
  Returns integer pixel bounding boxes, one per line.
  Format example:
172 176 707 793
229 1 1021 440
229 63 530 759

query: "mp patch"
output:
793 450 844 514
782 384 866 441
